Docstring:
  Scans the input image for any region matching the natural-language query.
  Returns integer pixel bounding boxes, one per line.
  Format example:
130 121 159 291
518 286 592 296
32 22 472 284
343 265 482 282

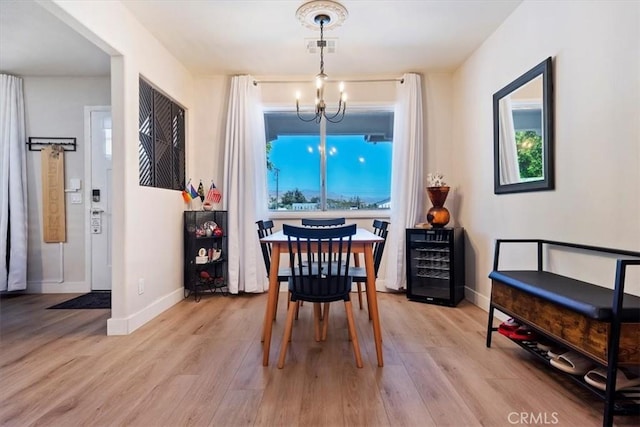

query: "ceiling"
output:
0 0 522 77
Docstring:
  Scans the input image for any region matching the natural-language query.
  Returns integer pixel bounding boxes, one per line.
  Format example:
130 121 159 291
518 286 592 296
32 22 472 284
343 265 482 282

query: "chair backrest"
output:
256 219 275 275
300 218 347 262
301 218 346 227
283 223 356 302
372 220 390 276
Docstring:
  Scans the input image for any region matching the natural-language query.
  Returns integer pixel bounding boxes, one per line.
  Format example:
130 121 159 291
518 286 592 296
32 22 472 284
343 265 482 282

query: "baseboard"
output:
464 286 508 321
107 288 184 336
27 281 90 294
465 286 489 310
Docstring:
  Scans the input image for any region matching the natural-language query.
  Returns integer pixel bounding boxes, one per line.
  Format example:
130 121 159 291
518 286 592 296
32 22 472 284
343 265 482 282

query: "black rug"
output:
48 291 111 309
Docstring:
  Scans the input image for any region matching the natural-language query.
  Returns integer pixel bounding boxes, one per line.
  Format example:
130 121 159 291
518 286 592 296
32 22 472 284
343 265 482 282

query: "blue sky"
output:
268 135 392 203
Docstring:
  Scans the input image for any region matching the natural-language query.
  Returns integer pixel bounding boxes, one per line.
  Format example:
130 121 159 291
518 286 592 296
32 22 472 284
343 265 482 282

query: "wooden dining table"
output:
260 227 385 367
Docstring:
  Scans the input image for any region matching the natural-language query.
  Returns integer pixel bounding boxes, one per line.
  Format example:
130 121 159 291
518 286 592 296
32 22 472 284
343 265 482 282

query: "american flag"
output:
206 182 222 204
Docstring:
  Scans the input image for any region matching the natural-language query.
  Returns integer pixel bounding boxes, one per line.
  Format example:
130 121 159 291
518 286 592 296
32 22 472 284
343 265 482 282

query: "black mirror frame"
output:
493 57 554 194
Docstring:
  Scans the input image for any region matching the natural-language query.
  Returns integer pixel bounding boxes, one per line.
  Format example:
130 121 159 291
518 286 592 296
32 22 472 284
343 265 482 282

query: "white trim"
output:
465 285 490 311
464 286 508 321
107 288 184 335
268 210 390 221
27 281 89 294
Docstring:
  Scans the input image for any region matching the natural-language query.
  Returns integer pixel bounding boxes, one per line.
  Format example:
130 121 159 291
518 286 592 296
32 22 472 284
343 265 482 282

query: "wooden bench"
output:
485 239 640 427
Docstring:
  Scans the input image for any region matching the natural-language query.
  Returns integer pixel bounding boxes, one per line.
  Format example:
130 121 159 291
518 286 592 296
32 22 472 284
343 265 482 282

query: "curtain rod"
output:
253 77 404 86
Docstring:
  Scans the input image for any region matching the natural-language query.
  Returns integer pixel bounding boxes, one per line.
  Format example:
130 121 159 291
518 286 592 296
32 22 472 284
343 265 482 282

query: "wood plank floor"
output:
1 292 638 426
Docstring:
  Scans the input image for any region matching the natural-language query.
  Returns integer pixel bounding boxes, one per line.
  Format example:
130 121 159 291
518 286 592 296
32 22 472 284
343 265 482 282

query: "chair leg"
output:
321 303 330 341
344 300 363 368
277 300 298 369
295 299 300 320
313 303 323 342
356 283 363 309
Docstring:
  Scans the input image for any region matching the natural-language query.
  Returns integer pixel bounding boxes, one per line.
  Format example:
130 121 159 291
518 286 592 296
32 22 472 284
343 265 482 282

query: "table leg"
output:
262 244 281 366
364 245 383 367
353 253 363 309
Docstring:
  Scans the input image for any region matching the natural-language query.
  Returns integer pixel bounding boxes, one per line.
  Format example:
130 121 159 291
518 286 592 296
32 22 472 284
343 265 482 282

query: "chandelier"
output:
295 1 348 123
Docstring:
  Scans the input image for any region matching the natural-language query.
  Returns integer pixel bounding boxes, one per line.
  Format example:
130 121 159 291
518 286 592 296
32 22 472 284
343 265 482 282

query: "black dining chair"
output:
256 220 296 322
278 223 363 369
301 217 346 227
301 218 347 270
349 220 389 314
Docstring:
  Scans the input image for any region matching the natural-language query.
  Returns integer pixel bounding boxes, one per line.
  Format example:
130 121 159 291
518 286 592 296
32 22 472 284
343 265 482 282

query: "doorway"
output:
85 107 112 291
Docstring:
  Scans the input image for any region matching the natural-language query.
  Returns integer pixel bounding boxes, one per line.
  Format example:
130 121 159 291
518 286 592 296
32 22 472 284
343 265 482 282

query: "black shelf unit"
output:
183 210 228 301
405 227 465 306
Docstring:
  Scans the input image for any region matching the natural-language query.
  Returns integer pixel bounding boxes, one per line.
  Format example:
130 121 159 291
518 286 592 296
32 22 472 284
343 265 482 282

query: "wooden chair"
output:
349 220 389 314
278 223 363 369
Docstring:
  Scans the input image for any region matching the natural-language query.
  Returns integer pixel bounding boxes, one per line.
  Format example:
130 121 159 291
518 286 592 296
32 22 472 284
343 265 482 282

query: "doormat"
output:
48 291 111 309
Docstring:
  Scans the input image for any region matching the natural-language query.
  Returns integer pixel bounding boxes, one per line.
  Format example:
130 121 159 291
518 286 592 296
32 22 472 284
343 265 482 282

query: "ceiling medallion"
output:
294 0 348 123
295 0 348 31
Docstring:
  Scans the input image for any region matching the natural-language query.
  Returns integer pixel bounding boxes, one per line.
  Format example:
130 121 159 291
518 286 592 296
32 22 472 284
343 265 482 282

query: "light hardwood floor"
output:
0 291 638 427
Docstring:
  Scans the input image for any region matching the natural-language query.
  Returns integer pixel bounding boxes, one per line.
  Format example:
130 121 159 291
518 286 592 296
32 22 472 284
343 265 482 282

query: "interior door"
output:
90 109 112 291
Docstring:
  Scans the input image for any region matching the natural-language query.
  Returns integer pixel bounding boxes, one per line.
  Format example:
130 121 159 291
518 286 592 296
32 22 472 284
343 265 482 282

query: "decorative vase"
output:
426 186 450 228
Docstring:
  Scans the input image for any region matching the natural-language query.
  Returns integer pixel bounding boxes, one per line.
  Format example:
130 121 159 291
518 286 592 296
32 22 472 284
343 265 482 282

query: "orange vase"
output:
426 186 450 228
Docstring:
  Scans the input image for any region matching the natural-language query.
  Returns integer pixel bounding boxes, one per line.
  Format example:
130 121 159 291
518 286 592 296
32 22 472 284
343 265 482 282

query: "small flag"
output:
182 180 194 203
206 182 222 204
189 182 199 199
181 189 191 203
197 181 205 202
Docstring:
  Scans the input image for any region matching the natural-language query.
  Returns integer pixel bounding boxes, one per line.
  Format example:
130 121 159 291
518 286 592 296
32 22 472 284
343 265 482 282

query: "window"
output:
138 78 185 190
264 110 393 211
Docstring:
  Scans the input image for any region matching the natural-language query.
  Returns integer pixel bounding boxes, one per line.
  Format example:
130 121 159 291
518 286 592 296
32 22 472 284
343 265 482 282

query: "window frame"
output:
263 104 394 215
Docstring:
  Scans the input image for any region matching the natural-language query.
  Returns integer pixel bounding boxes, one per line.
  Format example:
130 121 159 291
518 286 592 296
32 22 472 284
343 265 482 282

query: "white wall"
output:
192 76 228 191
193 73 456 289
23 76 110 292
33 0 635 334
43 0 196 334
452 0 640 309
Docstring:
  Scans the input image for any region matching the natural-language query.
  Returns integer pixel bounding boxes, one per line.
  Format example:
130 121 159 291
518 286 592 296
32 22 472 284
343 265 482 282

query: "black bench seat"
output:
489 270 640 322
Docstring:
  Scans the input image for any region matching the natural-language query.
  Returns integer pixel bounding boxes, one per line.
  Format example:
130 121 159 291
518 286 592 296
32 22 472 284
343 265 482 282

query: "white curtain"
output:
223 75 269 294
0 74 28 291
498 96 521 184
382 73 424 291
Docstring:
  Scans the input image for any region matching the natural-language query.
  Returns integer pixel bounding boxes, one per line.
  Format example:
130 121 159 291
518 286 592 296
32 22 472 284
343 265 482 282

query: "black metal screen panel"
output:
139 79 153 186
138 77 185 190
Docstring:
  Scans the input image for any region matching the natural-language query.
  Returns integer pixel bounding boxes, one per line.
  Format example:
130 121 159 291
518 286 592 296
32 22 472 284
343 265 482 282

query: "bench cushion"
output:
489 270 640 322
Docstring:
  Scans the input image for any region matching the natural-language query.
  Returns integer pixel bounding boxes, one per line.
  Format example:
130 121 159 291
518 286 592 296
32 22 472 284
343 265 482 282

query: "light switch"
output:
69 178 81 191
71 193 82 204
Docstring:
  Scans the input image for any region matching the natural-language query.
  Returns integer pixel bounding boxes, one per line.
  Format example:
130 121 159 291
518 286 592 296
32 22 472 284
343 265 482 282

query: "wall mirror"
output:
493 57 554 194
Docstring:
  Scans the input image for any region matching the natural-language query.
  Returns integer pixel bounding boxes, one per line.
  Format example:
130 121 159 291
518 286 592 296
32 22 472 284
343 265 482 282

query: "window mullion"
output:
320 119 327 211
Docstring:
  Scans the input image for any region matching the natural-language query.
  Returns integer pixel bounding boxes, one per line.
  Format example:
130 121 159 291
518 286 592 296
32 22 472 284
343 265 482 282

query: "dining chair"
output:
256 220 296 321
301 217 347 271
278 223 363 369
301 217 346 227
349 219 390 314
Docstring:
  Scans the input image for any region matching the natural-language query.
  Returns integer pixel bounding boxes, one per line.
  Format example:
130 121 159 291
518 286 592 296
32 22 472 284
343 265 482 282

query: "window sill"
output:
268 210 390 221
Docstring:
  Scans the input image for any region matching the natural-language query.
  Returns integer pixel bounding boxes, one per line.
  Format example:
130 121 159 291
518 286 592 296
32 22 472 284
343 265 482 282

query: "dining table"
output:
260 227 385 367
